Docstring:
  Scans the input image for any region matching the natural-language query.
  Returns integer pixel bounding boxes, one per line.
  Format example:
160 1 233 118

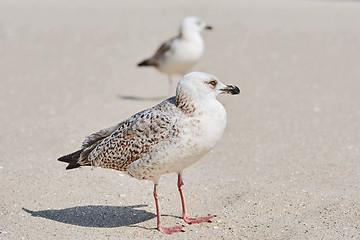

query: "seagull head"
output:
176 72 240 102
180 16 213 35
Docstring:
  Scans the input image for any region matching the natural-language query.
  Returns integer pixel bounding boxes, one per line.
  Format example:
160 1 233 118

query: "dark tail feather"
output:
137 58 157 67
137 59 150 67
58 149 83 170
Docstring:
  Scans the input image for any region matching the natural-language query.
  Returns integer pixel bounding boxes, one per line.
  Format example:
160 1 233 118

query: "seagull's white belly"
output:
127 100 227 182
158 37 204 75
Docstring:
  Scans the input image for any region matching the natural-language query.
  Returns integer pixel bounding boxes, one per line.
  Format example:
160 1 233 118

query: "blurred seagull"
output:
137 16 212 94
58 72 239 234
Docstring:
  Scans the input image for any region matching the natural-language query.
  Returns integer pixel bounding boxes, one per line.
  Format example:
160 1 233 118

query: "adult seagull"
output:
137 17 212 94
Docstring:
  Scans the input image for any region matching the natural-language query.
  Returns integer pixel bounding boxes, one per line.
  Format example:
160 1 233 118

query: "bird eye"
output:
209 80 217 86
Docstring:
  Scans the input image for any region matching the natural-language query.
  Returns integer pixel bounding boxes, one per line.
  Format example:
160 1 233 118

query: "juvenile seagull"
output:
58 72 239 234
137 16 212 94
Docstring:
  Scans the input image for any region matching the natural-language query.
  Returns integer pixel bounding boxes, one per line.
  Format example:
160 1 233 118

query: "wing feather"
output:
78 99 178 171
153 37 174 60
81 123 121 149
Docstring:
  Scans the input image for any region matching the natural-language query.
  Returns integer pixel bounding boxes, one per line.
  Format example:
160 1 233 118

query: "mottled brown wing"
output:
79 105 175 171
81 123 122 149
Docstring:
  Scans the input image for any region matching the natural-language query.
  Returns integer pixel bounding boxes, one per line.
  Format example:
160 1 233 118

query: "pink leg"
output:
153 184 184 234
177 173 215 224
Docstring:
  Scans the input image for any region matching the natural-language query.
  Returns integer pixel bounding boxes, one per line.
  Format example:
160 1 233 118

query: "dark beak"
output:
221 85 240 95
205 25 213 30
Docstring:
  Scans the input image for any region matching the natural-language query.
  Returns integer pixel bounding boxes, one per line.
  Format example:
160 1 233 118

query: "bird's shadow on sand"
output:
117 95 168 102
22 204 156 228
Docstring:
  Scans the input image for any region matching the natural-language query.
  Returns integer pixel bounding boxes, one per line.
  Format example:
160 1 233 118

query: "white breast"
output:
193 99 227 150
158 35 204 74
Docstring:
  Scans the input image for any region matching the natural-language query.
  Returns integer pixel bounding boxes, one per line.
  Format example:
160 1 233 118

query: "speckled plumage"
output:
58 72 240 234
78 96 185 180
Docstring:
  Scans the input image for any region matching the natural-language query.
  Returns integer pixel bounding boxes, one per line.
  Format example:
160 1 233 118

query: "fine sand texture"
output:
1 0 360 239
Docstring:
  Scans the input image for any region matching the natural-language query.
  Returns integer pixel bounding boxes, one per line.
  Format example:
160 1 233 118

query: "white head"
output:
180 16 212 36
176 72 240 102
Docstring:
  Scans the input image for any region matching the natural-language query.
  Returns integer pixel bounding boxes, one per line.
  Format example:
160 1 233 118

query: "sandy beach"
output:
0 0 359 239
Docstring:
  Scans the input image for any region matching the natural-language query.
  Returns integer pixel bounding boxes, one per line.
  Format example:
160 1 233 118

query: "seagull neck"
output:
179 30 201 41
175 91 197 115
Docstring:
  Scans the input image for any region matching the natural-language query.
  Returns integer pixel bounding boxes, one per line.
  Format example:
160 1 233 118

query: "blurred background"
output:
0 0 359 239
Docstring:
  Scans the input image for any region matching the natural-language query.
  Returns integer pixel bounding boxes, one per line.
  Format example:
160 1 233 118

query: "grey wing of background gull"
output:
147 37 176 66
78 100 177 171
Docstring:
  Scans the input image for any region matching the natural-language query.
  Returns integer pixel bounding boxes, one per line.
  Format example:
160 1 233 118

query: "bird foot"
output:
183 215 215 224
158 224 184 234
